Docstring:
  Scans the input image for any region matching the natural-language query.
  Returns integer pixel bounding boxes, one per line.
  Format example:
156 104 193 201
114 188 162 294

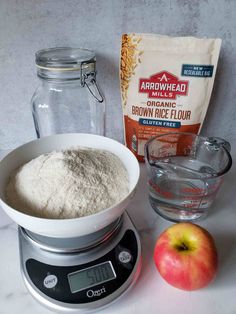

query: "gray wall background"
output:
0 0 236 149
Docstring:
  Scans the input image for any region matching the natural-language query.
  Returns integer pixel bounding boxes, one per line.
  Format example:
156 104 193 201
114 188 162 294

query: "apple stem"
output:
176 242 189 251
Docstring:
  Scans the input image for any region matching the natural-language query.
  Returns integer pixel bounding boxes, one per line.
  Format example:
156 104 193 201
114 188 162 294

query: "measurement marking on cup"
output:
181 187 205 194
149 180 174 199
182 195 205 200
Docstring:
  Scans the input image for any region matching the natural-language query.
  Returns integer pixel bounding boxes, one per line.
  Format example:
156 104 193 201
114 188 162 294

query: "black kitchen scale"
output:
18 211 141 313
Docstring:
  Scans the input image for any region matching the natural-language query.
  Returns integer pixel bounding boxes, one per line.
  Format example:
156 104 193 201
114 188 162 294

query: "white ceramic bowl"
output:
0 134 140 238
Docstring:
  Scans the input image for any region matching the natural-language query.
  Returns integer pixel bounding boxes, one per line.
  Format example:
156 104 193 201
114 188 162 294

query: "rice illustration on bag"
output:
120 33 222 161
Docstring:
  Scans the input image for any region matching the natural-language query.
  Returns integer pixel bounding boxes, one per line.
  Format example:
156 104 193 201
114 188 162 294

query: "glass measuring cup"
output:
145 132 232 222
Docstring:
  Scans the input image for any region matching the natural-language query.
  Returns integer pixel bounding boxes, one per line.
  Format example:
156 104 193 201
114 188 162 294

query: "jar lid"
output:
35 47 96 80
36 47 95 69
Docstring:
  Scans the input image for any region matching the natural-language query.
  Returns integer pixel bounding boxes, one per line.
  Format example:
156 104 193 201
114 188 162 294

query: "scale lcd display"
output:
68 261 116 293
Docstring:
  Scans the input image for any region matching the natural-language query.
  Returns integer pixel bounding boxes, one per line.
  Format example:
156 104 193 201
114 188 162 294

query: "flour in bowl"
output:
6 148 129 219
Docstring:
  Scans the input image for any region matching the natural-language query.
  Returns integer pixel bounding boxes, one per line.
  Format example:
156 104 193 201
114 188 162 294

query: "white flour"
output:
6 148 129 219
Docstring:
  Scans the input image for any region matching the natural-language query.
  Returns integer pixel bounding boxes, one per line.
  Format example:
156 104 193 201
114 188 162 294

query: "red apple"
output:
154 223 218 291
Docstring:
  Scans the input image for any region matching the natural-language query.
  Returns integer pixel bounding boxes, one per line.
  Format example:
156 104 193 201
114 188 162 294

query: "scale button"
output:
43 274 58 289
118 250 132 263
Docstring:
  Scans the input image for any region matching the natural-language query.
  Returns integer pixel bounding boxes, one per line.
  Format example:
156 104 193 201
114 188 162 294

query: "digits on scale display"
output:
68 261 116 293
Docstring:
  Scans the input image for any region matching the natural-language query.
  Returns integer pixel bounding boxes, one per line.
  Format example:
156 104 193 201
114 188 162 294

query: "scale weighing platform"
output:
19 211 141 313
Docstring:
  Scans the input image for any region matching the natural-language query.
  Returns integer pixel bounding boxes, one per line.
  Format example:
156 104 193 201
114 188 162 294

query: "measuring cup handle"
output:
208 137 231 152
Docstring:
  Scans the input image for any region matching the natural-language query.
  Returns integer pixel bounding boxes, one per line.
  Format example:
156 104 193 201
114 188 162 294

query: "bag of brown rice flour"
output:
120 33 221 161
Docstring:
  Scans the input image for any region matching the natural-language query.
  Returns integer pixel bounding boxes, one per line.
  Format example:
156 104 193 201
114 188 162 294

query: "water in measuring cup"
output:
148 156 220 221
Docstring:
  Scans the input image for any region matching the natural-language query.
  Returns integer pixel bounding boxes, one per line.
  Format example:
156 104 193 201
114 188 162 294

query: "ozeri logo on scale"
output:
139 71 189 99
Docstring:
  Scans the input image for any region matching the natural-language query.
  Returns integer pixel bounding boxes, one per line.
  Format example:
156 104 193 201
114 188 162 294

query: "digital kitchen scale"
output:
18 211 141 313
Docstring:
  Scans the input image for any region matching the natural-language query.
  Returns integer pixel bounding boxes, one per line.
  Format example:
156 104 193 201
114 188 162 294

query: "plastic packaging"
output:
120 33 222 161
